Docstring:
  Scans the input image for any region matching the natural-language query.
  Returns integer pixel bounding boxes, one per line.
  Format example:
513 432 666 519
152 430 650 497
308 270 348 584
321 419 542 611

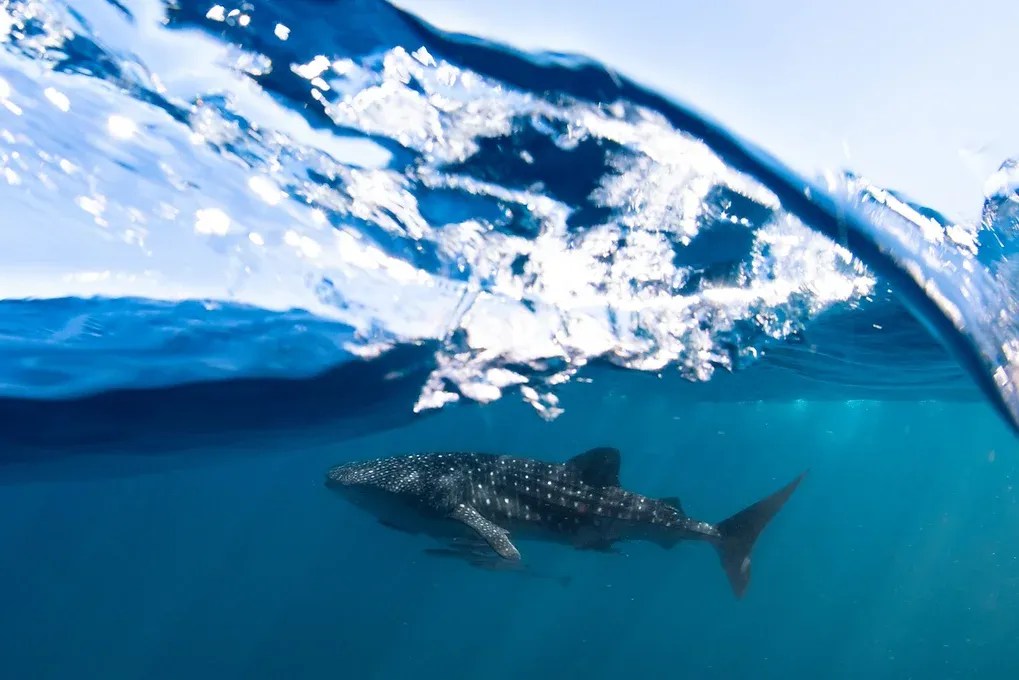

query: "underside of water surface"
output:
1 0 1019 441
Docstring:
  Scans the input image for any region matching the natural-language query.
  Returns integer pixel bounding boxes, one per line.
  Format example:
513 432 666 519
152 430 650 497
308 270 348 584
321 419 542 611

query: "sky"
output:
392 0 1019 222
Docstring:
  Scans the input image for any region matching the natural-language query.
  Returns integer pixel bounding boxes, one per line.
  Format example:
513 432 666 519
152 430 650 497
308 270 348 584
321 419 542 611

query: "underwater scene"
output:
2 0 1019 677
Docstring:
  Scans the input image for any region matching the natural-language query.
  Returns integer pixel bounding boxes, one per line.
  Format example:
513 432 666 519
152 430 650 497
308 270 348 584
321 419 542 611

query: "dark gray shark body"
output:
325 447 805 598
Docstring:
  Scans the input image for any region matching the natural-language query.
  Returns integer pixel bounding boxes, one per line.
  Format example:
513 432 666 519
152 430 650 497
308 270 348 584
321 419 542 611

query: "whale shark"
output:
325 446 805 598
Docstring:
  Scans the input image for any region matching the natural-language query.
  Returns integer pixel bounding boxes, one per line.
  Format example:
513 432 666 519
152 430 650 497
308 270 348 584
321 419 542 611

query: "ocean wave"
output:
1 0 1017 434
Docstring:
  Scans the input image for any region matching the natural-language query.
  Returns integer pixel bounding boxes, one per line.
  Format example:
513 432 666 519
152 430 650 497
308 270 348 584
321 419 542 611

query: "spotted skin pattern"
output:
325 447 806 598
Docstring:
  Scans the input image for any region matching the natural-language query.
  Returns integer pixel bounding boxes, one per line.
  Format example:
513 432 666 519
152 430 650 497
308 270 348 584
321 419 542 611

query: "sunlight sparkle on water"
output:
284 230 322 258
247 175 286 206
107 115 137 140
0 77 22 116
76 194 107 226
194 207 232 235
43 88 70 112
0 8 13 40
294 56 331 80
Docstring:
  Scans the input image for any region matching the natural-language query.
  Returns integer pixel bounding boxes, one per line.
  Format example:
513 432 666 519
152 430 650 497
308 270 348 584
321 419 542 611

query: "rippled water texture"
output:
1 0 1018 435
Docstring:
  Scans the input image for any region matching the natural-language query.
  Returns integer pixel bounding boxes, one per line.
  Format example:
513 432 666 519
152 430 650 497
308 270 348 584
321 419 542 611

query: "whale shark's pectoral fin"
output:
449 504 521 561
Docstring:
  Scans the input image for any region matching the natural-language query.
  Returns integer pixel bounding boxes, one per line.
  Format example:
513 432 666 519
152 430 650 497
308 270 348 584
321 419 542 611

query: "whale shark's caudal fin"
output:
714 471 807 599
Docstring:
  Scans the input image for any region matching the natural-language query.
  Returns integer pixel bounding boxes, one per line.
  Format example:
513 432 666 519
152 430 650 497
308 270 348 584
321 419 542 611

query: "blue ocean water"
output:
2 0 1019 678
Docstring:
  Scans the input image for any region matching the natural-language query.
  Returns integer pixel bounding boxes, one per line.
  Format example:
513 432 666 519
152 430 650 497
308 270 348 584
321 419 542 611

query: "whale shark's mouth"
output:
324 460 397 490
324 465 358 488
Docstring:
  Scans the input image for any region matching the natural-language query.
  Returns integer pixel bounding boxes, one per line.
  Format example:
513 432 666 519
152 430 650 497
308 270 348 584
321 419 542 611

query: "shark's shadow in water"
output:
421 544 574 588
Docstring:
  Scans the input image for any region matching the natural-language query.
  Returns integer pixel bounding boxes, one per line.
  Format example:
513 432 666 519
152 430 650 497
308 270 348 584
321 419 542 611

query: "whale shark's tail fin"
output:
714 471 807 599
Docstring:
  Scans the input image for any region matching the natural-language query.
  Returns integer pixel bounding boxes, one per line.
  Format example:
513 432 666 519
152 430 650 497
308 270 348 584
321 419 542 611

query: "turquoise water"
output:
3 395 1017 678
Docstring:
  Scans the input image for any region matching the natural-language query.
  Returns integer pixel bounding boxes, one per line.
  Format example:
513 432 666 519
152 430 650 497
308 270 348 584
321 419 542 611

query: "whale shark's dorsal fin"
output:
661 496 684 515
566 447 621 487
450 504 521 561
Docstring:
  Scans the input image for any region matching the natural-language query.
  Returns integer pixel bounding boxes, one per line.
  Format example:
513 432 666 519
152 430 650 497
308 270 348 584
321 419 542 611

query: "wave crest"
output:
0 0 1016 432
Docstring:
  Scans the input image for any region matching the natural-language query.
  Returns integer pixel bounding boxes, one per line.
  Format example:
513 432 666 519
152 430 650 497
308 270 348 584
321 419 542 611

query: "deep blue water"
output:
3 0 1019 678
3 398 1019 678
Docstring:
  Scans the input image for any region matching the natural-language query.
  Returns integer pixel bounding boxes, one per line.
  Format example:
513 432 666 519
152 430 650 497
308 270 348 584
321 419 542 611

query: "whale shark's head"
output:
324 460 382 489
324 454 438 507
325 458 407 524
325 455 452 531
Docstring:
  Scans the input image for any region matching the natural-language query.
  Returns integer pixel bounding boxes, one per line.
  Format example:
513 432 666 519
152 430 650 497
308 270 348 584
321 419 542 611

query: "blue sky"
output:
393 0 1019 221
